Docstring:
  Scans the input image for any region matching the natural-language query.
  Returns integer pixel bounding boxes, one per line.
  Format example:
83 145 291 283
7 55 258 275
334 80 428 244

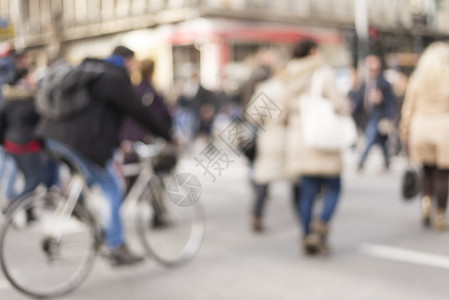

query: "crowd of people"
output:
242 40 449 255
0 38 447 263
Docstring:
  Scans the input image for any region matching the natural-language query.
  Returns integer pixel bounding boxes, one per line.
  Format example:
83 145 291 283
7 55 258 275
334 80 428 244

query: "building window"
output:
101 0 115 20
75 0 88 24
88 0 101 22
39 0 52 32
148 0 166 12
28 0 40 34
131 0 147 15
0 0 9 17
172 45 200 83
116 0 131 17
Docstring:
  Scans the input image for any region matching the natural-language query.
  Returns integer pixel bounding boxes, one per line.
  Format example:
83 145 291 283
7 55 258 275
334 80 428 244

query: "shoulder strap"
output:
310 67 325 97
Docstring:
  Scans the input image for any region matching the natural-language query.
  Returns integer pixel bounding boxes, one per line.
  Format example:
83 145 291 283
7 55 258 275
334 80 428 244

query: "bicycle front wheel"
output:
0 190 98 298
136 176 205 267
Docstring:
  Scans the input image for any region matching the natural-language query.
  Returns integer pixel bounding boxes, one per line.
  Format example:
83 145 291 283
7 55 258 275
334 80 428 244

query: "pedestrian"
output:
281 39 348 254
0 56 58 216
36 46 175 266
391 70 408 155
0 44 16 98
239 49 276 108
177 71 217 142
0 45 19 201
121 58 173 152
239 49 278 232
348 67 362 130
352 55 395 171
400 42 449 231
120 58 175 228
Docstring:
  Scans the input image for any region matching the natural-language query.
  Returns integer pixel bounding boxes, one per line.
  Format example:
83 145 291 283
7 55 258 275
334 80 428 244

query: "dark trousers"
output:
422 165 449 210
252 183 301 218
298 176 341 235
11 152 58 201
252 183 269 217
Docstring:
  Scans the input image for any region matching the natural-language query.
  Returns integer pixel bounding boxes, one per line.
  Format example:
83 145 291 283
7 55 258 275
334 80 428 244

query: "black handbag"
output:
153 144 178 172
239 138 257 162
236 120 258 162
401 166 420 200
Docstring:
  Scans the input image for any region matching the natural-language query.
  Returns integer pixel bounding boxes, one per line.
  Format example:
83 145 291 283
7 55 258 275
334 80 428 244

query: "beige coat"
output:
400 73 449 168
253 56 348 184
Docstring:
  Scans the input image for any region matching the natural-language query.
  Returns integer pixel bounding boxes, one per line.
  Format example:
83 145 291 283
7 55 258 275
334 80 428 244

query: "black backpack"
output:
36 60 104 120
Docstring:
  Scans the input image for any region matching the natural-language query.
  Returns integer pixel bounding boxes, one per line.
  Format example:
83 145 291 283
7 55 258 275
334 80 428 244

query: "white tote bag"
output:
299 69 357 151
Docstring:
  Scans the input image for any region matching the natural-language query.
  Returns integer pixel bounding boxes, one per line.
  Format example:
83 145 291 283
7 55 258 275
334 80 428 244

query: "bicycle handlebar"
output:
132 139 167 160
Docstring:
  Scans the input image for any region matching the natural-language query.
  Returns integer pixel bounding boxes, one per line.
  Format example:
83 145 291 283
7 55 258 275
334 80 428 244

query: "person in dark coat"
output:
120 58 175 228
120 58 174 180
352 55 395 171
121 58 172 145
177 72 217 141
239 50 275 232
0 64 58 214
36 46 173 266
239 49 274 109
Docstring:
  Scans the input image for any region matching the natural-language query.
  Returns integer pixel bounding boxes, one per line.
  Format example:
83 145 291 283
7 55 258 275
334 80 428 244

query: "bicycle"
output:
0 141 206 298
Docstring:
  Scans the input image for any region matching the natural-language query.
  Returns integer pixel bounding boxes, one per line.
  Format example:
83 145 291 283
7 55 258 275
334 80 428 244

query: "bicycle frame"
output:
122 161 154 218
44 173 96 243
121 141 167 219
34 140 171 253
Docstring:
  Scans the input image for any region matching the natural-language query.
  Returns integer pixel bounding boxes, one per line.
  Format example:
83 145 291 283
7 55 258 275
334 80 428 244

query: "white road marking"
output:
360 243 449 270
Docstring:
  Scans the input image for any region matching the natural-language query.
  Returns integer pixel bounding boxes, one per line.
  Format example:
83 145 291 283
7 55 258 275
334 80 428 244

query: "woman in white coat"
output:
253 40 348 254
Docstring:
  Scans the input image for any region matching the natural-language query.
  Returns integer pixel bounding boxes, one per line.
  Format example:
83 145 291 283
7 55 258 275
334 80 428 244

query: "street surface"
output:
0 141 448 300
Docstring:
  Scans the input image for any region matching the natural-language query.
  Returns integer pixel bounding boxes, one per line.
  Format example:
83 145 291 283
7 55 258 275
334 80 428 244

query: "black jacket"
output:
178 84 217 114
0 86 39 145
36 58 172 167
352 76 396 129
120 80 173 143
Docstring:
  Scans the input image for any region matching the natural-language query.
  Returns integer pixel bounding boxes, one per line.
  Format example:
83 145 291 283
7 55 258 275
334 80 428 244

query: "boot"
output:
421 196 432 227
433 209 449 231
251 216 264 233
302 233 321 255
311 220 331 254
110 244 144 266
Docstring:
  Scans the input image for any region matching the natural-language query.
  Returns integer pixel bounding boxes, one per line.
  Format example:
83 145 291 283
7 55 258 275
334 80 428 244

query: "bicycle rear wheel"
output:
136 176 205 267
0 190 98 298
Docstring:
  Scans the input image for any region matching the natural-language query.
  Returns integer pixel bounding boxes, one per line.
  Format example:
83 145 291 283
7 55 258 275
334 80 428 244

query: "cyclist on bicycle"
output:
36 46 174 266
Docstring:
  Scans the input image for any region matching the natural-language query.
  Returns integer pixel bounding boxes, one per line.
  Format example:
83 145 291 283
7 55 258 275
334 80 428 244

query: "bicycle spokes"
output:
0 190 97 298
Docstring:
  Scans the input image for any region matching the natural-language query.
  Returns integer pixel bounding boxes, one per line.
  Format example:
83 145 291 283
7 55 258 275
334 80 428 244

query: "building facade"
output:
1 0 448 89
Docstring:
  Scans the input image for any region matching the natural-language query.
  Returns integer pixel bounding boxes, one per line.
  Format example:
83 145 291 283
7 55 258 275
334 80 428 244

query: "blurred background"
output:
0 1 449 299
1 0 447 93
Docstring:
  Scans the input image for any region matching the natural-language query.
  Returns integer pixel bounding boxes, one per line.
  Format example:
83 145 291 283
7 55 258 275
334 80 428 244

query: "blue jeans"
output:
298 176 341 235
359 120 390 168
0 149 18 199
252 183 269 217
173 109 196 143
11 152 46 201
10 151 58 202
46 140 125 249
